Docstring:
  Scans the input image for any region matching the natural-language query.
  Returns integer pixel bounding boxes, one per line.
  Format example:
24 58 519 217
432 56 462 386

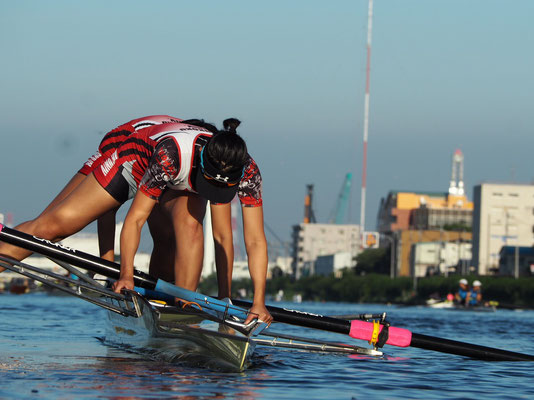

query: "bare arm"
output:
113 192 156 293
241 205 272 324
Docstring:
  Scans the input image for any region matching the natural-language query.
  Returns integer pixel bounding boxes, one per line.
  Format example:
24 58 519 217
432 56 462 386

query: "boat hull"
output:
104 293 255 372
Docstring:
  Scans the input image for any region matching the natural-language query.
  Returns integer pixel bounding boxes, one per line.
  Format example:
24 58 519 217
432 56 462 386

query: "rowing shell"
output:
0 244 381 371
104 290 256 372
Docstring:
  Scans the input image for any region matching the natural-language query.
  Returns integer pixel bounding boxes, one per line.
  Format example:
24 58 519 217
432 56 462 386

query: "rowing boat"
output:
426 299 497 312
104 290 257 371
0 226 381 371
0 255 384 371
1 223 533 364
0 256 259 371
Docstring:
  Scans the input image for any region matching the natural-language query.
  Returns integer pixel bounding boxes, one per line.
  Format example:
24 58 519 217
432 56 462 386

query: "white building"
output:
291 223 360 278
472 183 534 275
412 241 472 277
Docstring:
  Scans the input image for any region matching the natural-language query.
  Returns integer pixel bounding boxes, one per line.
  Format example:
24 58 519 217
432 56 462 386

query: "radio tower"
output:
359 0 374 234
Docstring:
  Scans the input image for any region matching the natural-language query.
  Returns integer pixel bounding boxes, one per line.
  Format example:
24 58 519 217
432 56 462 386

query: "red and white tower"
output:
360 0 374 234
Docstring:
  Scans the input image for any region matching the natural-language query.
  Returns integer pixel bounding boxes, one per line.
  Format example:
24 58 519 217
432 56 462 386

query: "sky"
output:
1 0 534 253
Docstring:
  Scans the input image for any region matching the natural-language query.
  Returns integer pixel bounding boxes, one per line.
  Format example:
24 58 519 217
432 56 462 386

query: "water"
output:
2 293 534 399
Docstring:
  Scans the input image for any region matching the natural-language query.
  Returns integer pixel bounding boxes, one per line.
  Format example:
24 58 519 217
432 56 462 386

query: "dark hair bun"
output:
223 118 241 133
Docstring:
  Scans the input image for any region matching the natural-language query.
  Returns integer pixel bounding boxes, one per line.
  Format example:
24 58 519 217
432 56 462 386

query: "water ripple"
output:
2 295 534 399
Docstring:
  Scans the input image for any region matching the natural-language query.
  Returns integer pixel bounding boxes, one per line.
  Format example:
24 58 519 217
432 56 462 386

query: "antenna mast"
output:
360 0 374 233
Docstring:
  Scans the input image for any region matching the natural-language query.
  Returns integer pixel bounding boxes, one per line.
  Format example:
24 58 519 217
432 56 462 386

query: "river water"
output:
1 293 534 399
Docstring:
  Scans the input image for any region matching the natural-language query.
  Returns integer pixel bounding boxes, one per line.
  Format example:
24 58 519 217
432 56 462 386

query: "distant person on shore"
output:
467 280 483 307
455 278 469 306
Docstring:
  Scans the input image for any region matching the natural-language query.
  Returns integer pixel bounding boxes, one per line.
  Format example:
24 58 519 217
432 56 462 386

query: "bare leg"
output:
0 173 120 265
147 201 175 282
154 191 207 290
98 207 120 262
210 204 234 299
39 173 87 216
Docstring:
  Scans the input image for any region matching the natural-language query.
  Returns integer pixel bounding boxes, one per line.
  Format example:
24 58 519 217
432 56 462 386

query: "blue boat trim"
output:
154 279 250 320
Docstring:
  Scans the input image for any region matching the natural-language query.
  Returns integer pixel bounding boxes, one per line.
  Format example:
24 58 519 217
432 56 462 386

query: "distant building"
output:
269 256 293 277
398 229 472 276
413 207 472 230
377 190 473 277
315 252 352 277
378 191 473 233
412 241 472 277
473 183 534 275
499 246 534 277
291 223 360 278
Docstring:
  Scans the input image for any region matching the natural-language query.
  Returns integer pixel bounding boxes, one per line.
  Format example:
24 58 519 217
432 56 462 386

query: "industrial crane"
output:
329 173 353 224
303 184 317 224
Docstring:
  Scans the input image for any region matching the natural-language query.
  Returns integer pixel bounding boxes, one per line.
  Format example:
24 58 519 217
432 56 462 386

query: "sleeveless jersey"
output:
79 115 182 175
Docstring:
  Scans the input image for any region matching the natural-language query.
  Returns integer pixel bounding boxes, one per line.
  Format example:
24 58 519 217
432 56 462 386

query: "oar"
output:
2 224 532 361
0 224 249 320
231 299 534 362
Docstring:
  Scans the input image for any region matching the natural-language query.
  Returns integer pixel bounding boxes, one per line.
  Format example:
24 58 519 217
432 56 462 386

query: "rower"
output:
0 117 272 324
467 280 483 307
455 278 469 306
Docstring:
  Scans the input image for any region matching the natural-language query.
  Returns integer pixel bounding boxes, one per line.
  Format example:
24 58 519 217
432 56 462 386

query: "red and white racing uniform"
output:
78 115 182 175
92 122 263 207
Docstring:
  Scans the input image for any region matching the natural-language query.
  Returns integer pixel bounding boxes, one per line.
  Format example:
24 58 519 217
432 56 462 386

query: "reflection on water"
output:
1 293 534 399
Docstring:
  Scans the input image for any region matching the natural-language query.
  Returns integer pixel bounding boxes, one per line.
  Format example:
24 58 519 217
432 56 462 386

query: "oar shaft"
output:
232 299 351 334
3 225 533 362
0 224 157 289
233 299 534 361
0 225 252 320
411 333 534 362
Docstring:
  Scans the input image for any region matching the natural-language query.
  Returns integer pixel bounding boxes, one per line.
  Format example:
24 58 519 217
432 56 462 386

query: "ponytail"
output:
223 118 241 134
184 116 247 171
206 118 247 172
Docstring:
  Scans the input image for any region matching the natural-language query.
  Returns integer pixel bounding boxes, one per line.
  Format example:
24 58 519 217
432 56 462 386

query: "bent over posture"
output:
0 118 272 323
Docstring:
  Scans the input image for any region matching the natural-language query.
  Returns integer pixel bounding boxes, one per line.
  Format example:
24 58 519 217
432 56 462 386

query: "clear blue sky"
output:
1 0 533 250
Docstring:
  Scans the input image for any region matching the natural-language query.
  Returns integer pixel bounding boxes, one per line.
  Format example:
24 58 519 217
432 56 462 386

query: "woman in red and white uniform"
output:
0 118 271 323
38 115 184 262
